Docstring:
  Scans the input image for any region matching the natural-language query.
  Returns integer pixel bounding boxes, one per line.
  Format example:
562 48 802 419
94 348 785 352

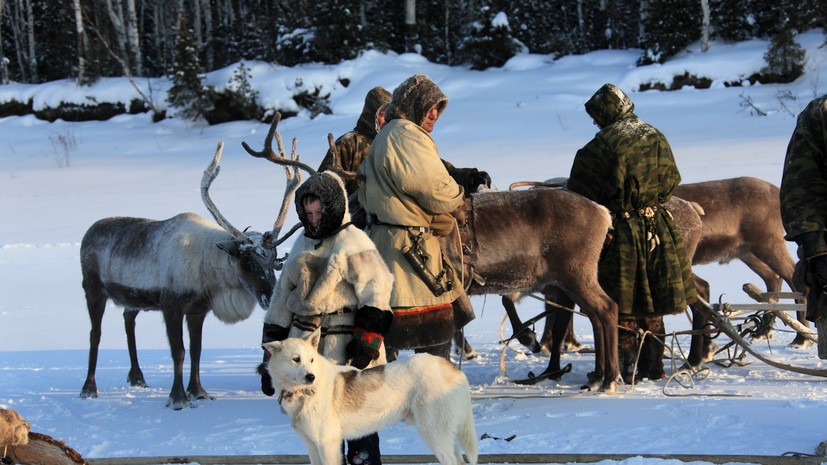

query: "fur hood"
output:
354 86 391 138
385 74 448 127
295 171 351 240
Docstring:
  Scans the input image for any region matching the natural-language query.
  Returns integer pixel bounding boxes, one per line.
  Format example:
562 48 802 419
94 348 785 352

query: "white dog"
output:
262 329 478 465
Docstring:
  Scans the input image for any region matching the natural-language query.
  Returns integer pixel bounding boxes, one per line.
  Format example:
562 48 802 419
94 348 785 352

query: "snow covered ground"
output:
2 31 827 464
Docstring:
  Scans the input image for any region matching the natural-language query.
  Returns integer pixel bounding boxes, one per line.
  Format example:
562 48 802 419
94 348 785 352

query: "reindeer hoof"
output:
601 378 620 392
789 335 814 349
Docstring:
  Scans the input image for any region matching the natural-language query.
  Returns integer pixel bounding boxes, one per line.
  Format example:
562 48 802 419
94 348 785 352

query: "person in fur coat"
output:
258 171 394 465
358 74 466 359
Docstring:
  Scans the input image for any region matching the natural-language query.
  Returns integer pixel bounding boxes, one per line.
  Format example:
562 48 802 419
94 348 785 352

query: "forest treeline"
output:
0 0 824 122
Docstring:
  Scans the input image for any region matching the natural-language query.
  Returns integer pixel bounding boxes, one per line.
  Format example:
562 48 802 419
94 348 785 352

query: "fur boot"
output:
637 315 666 381
617 316 639 384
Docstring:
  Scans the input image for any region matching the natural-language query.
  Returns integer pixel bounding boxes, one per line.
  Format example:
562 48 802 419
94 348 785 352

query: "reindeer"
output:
442 189 622 391
481 194 705 381
673 176 809 348
80 121 302 409
501 177 807 381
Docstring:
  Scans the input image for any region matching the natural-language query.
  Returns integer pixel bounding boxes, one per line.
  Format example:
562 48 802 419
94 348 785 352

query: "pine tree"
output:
166 18 212 121
457 8 522 70
638 0 700 65
311 0 365 64
227 62 260 119
710 0 754 41
761 28 805 83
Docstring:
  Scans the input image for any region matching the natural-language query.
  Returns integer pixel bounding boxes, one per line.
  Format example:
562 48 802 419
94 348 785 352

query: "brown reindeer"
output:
490 194 705 381
673 176 809 347
445 188 622 391
80 118 302 409
497 177 806 381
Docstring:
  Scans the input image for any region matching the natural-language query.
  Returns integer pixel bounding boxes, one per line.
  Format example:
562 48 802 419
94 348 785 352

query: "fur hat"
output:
584 83 635 128
385 74 448 127
295 172 349 240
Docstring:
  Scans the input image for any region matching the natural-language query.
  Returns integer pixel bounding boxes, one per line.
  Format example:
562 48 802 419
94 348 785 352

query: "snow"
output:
2 31 827 464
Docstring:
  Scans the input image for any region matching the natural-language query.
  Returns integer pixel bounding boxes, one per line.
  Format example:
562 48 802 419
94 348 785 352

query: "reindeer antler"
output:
241 112 315 249
201 141 252 244
326 132 361 182
265 158 302 249
242 112 317 175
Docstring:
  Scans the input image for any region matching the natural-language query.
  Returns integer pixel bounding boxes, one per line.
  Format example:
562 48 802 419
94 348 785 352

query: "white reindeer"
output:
80 119 302 409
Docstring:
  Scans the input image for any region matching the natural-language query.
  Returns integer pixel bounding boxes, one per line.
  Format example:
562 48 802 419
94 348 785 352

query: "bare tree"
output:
405 0 416 52
0 0 8 84
103 0 129 72
24 0 35 81
700 0 710 52
125 0 142 76
72 0 88 83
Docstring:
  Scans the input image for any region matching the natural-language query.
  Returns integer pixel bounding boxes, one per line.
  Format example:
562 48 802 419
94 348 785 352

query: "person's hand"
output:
346 339 379 369
348 306 393 369
811 255 827 293
257 361 275 396
470 170 492 191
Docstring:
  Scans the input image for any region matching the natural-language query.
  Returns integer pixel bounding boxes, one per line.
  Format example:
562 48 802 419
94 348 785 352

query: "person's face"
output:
421 105 441 133
303 198 322 229
375 104 387 132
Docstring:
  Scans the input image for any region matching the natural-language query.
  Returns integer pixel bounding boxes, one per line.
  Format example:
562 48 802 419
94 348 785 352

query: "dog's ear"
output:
262 341 282 356
307 328 321 351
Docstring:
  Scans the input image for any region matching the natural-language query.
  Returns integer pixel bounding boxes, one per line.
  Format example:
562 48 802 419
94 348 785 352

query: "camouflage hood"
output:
354 86 391 138
295 172 350 240
386 74 448 127
585 83 635 128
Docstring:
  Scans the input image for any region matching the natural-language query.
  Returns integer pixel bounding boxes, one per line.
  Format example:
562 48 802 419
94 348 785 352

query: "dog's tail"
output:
459 400 478 465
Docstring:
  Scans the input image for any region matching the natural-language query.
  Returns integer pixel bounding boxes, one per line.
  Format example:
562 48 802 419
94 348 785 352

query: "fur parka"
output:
264 172 393 364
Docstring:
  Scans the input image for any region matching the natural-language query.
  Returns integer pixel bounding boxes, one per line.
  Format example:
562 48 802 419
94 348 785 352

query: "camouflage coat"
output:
780 94 827 321
318 86 391 196
567 83 696 317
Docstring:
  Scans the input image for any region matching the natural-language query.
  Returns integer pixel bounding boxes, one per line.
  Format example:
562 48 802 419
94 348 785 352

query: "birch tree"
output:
104 0 129 72
0 0 8 84
72 0 88 83
700 0 710 52
25 0 36 81
405 0 416 52
126 0 141 75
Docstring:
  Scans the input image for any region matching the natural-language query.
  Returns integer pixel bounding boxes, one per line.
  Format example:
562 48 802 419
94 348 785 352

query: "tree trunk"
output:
0 0 8 84
25 0 36 82
639 0 648 43
404 0 416 52
201 0 213 70
105 0 130 74
700 0 710 52
126 0 142 76
72 0 87 83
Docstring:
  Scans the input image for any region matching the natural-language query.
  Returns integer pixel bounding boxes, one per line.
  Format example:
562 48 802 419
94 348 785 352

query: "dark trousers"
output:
346 432 381 465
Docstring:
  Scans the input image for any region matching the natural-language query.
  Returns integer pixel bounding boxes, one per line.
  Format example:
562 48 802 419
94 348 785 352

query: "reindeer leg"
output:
685 275 714 369
162 309 191 410
124 309 147 387
563 279 619 391
453 330 477 360
185 311 213 401
81 279 107 399
502 295 541 352
539 288 574 380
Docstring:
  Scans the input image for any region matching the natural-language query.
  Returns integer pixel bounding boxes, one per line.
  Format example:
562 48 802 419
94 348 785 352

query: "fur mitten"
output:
259 323 289 396
347 306 393 369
